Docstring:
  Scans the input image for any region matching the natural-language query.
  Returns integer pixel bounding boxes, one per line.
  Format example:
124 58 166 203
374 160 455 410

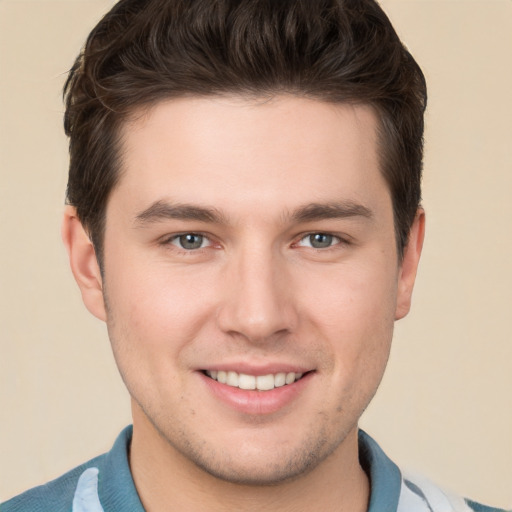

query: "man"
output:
1 1 508 511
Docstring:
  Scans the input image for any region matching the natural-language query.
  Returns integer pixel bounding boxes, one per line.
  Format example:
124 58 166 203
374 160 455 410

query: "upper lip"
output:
199 362 314 376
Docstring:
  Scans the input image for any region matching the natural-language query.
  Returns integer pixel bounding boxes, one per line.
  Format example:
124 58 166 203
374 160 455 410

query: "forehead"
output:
113 95 388 221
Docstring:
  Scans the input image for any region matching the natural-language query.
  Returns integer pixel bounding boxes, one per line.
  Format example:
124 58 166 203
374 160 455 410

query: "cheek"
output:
297 261 398 331
109 252 216 319
295 261 397 382
102 254 221 375
103 272 206 398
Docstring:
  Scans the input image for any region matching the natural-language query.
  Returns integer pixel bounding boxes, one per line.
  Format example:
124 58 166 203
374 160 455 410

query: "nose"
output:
216 246 298 343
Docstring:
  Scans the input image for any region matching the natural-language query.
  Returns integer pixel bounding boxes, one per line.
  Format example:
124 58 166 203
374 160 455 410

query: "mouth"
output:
203 370 306 391
200 367 314 415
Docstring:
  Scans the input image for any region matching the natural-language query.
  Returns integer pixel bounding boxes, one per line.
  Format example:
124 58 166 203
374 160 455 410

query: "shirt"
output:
2 426 508 512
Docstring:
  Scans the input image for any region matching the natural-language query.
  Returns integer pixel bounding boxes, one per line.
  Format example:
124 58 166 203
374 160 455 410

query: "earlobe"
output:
61 205 107 322
395 208 425 320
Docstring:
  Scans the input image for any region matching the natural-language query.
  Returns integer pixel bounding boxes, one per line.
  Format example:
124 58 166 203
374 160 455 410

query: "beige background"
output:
0 0 511 507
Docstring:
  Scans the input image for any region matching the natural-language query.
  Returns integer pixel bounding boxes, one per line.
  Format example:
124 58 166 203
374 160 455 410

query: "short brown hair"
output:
64 0 427 262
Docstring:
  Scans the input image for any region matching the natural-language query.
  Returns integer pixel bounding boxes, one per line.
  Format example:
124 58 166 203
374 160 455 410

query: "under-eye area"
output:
203 370 310 391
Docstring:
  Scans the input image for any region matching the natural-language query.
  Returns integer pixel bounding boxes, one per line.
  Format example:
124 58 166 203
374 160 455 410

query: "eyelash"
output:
294 233 346 250
160 231 350 253
161 232 214 252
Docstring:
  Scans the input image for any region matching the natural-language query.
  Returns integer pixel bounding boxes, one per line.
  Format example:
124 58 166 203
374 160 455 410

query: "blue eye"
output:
298 233 340 249
172 233 208 250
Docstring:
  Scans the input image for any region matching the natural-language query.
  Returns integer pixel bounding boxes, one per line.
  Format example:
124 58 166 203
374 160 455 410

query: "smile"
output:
204 370 304 391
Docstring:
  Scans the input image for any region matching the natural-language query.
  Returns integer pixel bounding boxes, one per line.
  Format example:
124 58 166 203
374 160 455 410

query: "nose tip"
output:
226 309 290 343
217 287 295 343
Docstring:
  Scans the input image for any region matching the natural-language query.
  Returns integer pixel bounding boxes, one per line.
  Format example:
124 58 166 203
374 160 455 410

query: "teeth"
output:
205 370 304 391
274 372 286 387
285 372 295 385
256 374 274 391
239 374 256 390
226 371 239 387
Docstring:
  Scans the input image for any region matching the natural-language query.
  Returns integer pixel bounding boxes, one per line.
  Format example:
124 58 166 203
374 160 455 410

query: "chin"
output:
167 425 345 487
188 453 323 486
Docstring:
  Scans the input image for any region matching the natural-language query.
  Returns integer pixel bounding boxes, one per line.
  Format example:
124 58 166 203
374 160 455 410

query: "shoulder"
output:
399 471 510 512
1 426 142 512
465 500 512 512
358 430 509 512
0 455 106 512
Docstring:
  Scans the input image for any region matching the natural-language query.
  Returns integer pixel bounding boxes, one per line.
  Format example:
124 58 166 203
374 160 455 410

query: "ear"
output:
395 208 425 320
61 205 107 322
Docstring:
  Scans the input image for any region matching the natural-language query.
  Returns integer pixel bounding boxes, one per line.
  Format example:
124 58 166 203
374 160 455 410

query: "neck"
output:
129 403 369 512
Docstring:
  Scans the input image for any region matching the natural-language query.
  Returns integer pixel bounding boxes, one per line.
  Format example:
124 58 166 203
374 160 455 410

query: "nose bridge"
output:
217 240 296 342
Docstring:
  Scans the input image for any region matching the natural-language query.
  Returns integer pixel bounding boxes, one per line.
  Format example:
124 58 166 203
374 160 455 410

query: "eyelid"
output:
158 230 351 251
160 232 216 250
294 232 350 249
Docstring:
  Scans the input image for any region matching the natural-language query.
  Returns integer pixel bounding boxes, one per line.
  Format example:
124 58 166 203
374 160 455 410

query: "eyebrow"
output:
134 200 227 226
134 199 373 227
290 202 373 223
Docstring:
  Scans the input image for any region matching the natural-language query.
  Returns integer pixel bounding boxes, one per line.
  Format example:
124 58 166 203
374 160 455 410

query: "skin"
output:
63 95 424 512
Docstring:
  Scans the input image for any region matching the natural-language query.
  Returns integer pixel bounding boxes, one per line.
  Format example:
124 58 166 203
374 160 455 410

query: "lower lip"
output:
200 372 313 415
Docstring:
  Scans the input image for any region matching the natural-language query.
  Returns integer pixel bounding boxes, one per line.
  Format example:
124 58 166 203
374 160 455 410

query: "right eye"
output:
169 233 211 250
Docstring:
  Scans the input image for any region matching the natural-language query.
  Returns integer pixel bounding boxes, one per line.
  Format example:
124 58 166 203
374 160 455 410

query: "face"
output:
73 96 422 485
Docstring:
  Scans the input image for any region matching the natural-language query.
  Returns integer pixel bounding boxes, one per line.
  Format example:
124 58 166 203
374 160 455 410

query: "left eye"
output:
297 233 340 249
170 233 210 250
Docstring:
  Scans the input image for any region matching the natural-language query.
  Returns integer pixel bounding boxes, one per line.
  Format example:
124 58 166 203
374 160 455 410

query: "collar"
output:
94 426 402 511
359 429 403 512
